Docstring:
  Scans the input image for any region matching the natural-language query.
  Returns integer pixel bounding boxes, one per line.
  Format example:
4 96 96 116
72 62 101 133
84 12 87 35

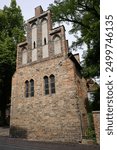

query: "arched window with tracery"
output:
25 80 29 97
50 74 56 94
30 79 34 97
44 76 49 95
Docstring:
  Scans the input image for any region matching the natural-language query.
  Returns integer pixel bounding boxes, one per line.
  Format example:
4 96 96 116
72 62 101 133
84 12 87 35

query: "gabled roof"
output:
68 52 82 71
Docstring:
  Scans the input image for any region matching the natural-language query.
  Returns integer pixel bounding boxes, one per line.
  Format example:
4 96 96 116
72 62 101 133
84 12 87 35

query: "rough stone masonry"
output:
10 6 88 143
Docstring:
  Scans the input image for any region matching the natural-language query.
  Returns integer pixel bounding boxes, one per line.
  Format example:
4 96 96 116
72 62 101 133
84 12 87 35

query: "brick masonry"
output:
92 111 100 144
10 6 88 143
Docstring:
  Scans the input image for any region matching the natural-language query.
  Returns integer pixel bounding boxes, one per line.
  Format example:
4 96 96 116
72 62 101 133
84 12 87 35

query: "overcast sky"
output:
0 0 84 59
0 0 55 20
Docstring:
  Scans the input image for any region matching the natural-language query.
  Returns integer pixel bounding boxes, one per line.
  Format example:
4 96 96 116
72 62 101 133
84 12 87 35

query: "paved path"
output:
0 137 99 150
0 128 99 150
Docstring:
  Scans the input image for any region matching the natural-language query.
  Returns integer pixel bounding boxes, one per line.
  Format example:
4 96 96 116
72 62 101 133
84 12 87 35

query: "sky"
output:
0 0 55 20
0 0 84 60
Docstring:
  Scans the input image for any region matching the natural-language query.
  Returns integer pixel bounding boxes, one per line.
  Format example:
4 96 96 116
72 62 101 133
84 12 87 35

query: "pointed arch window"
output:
53 36 61 55
42 19 48 58
50 75 56 94
22 48 27 65
42 19 48 45
25 80 29 97
44 76 49 95
32 24 37 49
30 79 34 97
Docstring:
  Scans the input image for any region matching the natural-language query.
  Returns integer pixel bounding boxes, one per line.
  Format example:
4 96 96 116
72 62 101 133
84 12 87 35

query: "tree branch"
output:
59 15 90 29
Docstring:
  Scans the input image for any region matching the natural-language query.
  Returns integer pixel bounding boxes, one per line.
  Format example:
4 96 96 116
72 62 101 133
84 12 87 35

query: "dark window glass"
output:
44 76 49 95
50 75 55 94
25 81 29 97
33 41 36 49
44 38 46 45
30 79 34 97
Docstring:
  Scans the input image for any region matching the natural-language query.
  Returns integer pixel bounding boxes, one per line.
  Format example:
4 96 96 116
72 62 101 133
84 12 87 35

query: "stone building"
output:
10 6 88 143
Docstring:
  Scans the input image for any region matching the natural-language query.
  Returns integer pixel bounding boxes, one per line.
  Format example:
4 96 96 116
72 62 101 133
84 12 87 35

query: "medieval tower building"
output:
10 6 88 143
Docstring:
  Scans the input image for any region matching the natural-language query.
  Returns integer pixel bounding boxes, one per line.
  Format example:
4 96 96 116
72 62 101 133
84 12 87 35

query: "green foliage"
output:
49 0 100 78
85 127 96 140
0 0 25 125
92 87 100 111
3 0 25 43
85 113 96 140
88 87 100 112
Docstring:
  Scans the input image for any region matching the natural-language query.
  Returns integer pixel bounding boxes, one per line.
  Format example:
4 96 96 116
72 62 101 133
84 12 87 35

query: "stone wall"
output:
74 66 88 137
10 56 88 142
10 6 88 143
92 111 100 144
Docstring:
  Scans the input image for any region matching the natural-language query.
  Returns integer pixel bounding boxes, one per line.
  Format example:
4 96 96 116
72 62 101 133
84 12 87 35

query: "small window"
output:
33 41 36 49
50 75 55 94
30 79 34 97
44 76 49 95
25 80 29 97
44 38 46 45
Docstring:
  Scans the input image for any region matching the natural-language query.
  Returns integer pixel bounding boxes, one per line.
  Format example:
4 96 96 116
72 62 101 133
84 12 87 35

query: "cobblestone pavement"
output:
0 128 100 150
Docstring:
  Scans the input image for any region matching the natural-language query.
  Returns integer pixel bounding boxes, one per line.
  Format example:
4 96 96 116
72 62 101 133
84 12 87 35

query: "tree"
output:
0 0 25 125
88 88 100 112
49 0 100 78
